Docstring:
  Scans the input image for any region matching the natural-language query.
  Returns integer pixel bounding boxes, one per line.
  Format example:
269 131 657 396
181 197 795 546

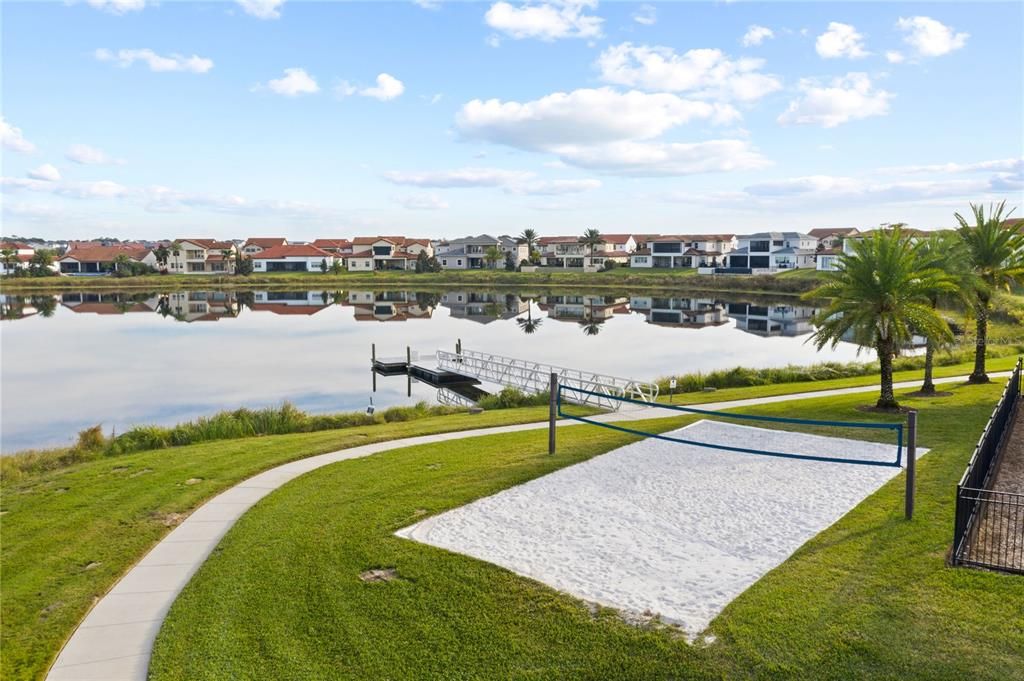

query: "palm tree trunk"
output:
877 339 899 409
920 339 936 394
969 300 989 383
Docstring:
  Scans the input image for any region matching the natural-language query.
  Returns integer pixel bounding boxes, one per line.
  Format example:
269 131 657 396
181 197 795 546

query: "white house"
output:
310 239 354 267
537 234 637 268
250 244 337 272
439 291 528 322
347 237 433 271
0 241 36 275
629 296 728 327
724 232 818 272
57 244 152 275
727 302 820 337
436 235 527 270
630 234 736 269
345 290 434 321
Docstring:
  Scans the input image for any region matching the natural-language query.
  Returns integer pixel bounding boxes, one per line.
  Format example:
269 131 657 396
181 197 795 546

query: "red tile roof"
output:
243 237 287 249
249 304 328 316
59 244 149 262
311 238 353 250
0 241 30 250
250 244 335 259
179 239 235 250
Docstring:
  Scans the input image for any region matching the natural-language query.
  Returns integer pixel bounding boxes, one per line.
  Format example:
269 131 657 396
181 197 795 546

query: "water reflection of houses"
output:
727 302 819 337
439 292 528 324
1 294 42 320
629 296 728 327
536 295 630 322
159 291 241 321
250 291 331 316
345 291 435 322
60 292 158 315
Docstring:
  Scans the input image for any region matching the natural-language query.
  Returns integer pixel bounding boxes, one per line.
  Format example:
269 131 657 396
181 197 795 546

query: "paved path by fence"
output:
46 371 1009 680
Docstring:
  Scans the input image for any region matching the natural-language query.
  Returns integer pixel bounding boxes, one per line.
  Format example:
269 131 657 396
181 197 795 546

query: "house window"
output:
773 240 784 247
634 256 648 264
372 246 392 256
652 242 682 254
457 259 462 266
442 259 448 266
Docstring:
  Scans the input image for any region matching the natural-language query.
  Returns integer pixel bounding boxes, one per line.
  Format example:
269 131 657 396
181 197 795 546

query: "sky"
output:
1 0 1022 241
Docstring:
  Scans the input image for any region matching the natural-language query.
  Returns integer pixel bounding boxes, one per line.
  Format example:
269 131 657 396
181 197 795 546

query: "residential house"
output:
57 244 152 275
250 244 337 272
59 291 157 314
0 241 36 275
241 238 288 256
158 291 240 322
808 228 859 251
630 234 736 269
436 235 527 270
165 239 236 274
724 232 818 271
536 294 630 322
311 239 354 266
536 234 638 269
347 237 433 271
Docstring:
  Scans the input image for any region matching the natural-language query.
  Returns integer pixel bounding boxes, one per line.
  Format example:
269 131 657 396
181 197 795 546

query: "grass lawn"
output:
148 382 1023 680
0 406 557 681
658 354 1022 406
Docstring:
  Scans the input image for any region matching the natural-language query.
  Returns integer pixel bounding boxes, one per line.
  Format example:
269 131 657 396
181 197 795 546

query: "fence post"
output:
406 346 412 398
905 410 917 520
548 372 558 455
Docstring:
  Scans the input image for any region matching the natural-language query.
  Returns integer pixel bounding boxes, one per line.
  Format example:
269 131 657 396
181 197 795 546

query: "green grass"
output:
0 267 822 297
0 406 556 681
148 382 1023 680
658 354 1022 406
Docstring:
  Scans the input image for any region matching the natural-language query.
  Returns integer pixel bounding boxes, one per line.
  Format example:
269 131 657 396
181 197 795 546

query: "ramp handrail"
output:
437 348 659 410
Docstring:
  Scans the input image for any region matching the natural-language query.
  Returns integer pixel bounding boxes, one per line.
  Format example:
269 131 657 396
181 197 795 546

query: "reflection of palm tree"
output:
32 295 57 317
516 300 543 334
578 299 604 336
156 295 172 318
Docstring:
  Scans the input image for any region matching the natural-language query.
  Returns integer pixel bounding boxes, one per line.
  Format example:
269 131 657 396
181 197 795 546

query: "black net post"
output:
905 410 917 520
548 372 558 455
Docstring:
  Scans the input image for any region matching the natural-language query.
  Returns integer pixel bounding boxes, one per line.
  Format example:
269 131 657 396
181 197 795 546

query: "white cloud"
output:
742 175 1001 204
896 16 968 57
1 117 36 154
485 34 502 48
236 0 285 20
261 68 320 97
57 180 130 199
885 50 905 64
742 25 774 47
632 4 656 26
412 0 441 9
428 93 443 105
27 164 61 182
94 48 214 74
459 88 737 149
815 22 869 59
596 43 782 102
456 87 764 176
337 74 406 101
383 167 603 194
548 139 770 176
66 144 125 165
383 167 534 188
396 193 449 210
485 0 603 41
85 0 145 15
777 73 892 128
880 158 1023 175
360 73 405 101
508 178 602 195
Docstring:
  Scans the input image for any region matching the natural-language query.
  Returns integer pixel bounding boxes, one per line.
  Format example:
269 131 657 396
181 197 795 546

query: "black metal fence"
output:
952 358 1023 574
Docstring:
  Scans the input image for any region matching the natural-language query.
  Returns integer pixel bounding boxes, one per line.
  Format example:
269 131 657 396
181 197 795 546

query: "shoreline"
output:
0 269 822 297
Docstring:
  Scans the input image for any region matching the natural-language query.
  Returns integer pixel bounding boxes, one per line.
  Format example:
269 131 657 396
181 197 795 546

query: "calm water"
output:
0 289 868 452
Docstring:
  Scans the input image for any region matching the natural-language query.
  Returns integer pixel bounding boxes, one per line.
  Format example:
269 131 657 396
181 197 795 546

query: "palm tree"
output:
955 201 1024 383
518 228 538 259
915 232 975 394
805 226 956 410
483 245 502 269
112 253 134 275
1 248 18 274
579 228 602 267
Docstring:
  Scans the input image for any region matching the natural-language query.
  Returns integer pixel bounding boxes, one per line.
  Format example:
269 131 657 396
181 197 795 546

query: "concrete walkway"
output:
45 371 1007 680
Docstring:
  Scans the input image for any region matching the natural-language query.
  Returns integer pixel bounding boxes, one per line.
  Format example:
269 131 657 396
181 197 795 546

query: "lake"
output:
0 289 868 452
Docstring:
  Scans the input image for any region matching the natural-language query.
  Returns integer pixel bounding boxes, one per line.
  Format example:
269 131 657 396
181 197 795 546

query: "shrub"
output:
75 425 106 451
478 387 549 410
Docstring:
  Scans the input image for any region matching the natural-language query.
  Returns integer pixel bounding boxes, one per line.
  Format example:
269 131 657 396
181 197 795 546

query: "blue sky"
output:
1 0 1021 240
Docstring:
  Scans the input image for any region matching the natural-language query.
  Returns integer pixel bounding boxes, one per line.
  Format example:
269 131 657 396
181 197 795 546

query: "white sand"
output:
397 419 921 638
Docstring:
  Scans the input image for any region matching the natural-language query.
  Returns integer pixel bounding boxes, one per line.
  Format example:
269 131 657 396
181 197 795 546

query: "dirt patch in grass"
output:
155 512 185 527
904 390 955 398
855 405 914 415
184 478 203 485
129 468 153 478
359 568 400 583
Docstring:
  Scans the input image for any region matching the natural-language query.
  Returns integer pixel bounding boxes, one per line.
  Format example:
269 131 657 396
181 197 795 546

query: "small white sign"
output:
669 379 677 389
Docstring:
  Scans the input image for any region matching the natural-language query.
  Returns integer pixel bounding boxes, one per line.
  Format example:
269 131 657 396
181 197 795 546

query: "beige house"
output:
347 237 432 271
166 239 237 274
241 238 287 256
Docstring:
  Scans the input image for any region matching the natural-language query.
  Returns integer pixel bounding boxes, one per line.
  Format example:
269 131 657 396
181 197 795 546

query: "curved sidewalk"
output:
46 371 1005 680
